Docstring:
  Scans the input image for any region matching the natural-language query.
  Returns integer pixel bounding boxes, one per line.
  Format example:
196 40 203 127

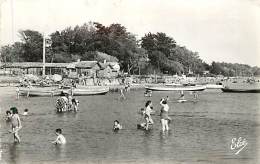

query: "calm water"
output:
0 87 260 164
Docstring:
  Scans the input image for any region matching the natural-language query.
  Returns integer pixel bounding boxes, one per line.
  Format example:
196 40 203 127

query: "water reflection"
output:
7 143 20 164
52 144 67 160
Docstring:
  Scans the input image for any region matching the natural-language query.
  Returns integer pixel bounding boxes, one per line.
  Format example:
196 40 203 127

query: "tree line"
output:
0 22 259 76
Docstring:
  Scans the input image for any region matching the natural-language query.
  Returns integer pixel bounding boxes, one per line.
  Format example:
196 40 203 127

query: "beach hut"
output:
75 61 102 78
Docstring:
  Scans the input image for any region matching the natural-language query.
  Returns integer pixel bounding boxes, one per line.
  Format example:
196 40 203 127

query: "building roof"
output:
99 62 114 70
74 61 99 68
0 61 120 70
1 62 69 68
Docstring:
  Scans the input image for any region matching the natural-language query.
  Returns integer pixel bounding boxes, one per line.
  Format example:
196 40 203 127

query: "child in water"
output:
5 110 12 122
52 128 66 145
9 107 22 143
113 120 122 131
23 109 29 116
138 108 147 128
72 98 79 112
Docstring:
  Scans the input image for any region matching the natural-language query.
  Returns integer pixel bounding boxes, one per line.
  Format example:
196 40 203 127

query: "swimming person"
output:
9 107 22 143
52 128 66 145
144 100 154 130
23 109 29 116
113 120 122 131
160 98 170 132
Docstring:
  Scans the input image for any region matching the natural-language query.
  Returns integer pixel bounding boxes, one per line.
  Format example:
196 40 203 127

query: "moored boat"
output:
221 87 260 93
165 83 182 86
145 85 206 91
63 86 110 96
205 84 224 89
17 87 61 97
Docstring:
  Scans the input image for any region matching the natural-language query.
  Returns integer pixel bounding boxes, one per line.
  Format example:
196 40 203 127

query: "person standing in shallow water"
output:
144 100 154 130
160 98 170 132
52 128 66 145
10 107 22 143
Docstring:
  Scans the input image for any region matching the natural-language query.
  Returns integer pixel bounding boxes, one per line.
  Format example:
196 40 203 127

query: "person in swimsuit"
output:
5 110 12 122
52 128 66 145
193 91 199 100
119 88 126 100
61 95 68 112
113 120 122 131
160 99 170 132
179 90 185 100
67 94 73 111
10 107 22 143
72 98 79 112
144 100 154 130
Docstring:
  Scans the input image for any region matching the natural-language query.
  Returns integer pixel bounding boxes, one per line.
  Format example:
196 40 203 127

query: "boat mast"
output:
42 32 46 76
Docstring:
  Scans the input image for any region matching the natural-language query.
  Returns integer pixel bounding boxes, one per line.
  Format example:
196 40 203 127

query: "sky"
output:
0 0 260 66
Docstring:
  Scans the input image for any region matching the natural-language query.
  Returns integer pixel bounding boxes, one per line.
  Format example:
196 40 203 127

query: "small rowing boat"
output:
145 85 206 91
17 87 61 97
63 86 110 96
221 88 260 93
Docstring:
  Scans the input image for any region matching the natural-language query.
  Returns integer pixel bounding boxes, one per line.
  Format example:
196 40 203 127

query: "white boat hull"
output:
145 85 206 91
205 84 224 89
63 86 110 96
18 87 61 97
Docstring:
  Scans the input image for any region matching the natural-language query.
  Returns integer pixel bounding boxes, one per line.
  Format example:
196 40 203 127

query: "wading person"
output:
144 100 154 130
9 107 22 143
67 94 73 111
193 91 199 100
52 128 66 145
119 88 126 100
179 90 185 100
72 98 79 112
160 98 170 132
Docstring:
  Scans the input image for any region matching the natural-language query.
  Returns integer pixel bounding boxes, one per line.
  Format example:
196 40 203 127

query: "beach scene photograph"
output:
0 0 260 163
